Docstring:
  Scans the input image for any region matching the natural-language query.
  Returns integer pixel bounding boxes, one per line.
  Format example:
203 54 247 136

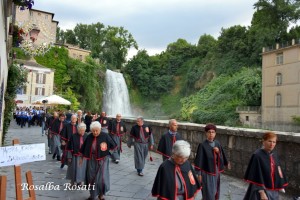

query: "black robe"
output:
243 148 288 199
130 124 152 143
80 132 117 160
157 132 182 159
108 119 127 136
60 123 78 141
50 119 66 135
152 159 201 200
194 139 228 175
67 133 88 156
95 116 110 128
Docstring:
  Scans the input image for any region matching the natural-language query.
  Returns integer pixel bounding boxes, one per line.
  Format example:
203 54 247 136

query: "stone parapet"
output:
122 118 300 195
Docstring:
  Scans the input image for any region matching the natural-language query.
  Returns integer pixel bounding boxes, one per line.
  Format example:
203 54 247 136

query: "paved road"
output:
0 120 293 200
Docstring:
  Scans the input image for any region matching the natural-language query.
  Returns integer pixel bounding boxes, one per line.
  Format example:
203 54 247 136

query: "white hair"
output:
71 114 77 119
90 121 101 130
172 140 191 158
77 122 86 131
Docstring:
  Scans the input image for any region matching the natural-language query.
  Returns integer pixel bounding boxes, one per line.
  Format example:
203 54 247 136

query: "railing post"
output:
0 175 7 200
13 139 23 200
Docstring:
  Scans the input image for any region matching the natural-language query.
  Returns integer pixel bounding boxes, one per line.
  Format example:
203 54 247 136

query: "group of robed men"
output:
44 111 288 200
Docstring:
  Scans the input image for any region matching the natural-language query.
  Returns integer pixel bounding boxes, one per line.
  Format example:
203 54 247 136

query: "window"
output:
275 93 281 107
245 116 249 121
79 55 83 61
36 73 46 84
16 87 26 95
276 73 282 85
276 53 283 65
45 15 48 20
35 87 45 95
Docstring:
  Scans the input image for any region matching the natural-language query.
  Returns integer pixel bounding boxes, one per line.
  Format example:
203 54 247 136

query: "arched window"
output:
275 93 281 107
276 73 282 85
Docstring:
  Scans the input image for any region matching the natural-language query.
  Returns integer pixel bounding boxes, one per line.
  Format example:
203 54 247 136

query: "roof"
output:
15 59 55 71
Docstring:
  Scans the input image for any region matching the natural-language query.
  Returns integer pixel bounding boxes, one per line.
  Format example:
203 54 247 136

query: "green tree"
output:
197 34 217 58
3 63 28 143
248 0 300 64
180 68 261 125
74 23 90 49
101 26 138 69
165 38 198 74
64 29 77 45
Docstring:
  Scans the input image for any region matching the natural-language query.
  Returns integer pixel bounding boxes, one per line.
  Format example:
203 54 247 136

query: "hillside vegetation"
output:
14 0 300 126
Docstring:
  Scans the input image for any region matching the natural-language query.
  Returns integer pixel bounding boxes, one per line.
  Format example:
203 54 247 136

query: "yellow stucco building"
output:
261 39 300 131
15 60 55 106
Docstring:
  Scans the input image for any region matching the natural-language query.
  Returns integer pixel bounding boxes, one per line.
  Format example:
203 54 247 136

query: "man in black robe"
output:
60 114 78 168
45 111 58 154
95 111 110 133
157 119 182 161
50 113 66 161
127 116 154 176
108 113 127 163
152 140 201 200
80 121 117 200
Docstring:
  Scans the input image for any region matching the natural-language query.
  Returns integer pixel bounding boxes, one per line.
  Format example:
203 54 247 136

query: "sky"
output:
33 0 257 58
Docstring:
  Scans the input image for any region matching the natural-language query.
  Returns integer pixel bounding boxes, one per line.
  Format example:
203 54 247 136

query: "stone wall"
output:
122 118 300 195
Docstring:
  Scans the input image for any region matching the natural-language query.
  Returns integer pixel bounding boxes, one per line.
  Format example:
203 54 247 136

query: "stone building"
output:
15 8 58 45
237 39 300 132
15 59 55 106
57 43 91 62
261 39 300 132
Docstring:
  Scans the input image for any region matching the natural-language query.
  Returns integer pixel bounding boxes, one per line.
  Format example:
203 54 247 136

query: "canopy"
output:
33 95 71 105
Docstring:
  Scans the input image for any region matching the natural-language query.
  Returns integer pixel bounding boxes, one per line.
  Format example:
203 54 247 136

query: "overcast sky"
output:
33 0 257 57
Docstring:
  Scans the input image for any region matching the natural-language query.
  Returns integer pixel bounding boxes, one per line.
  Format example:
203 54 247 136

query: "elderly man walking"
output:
127 116 154 176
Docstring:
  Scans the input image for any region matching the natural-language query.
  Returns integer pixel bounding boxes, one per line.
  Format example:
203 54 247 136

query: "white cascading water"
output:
102 69 132 116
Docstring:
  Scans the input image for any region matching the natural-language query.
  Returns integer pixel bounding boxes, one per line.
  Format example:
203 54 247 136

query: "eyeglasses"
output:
207 130 216 134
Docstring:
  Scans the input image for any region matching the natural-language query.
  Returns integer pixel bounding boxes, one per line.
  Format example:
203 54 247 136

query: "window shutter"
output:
36 73 39 83
35 87 38 95
42 88 45 95
43 74 46 84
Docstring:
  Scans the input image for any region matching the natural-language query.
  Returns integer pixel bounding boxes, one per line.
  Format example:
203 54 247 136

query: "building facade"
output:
0 0 14 145
15 60 54 106
57 43 91 62
261 39 300 131
15 8 58 45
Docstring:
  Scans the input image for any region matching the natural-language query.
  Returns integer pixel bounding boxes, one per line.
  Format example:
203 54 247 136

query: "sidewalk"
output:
0 120 292 200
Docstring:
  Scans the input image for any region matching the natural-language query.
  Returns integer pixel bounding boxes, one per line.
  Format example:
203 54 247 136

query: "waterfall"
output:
102 69 132 117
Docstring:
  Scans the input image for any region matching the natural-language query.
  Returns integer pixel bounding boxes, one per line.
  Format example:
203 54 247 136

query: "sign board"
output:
0 143 45 167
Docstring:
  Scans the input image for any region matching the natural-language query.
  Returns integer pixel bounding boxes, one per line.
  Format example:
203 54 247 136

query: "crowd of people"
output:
13 108 288 200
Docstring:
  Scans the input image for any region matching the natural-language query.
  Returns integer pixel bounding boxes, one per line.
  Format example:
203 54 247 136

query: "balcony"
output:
236 106 261 114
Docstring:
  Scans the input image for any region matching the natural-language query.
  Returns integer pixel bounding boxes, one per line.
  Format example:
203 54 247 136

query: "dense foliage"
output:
9 0 300 127
123 0 300 125
56 23 138 70
3 63 27 143
180 68 261 125
34 46 105 112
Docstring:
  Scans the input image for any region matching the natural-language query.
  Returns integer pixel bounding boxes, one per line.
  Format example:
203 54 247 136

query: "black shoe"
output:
57 156 61 161
52 153 57 159
60 164 64 168
115 160 119 164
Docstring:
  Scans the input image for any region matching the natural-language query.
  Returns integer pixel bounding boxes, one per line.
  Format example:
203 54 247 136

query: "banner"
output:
0 143 46 167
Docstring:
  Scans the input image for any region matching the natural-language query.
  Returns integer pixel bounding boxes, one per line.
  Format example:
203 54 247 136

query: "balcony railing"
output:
236 106 261 113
